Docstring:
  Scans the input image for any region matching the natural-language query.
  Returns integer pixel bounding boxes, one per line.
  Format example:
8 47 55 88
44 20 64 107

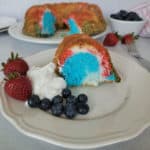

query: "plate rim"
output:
8 22 110 44
0 100 150 149
0 28 8 33
0 49 150 149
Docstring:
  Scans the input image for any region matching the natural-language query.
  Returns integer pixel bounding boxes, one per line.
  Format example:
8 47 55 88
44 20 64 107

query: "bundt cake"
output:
53 34 120 86
23 2 106 37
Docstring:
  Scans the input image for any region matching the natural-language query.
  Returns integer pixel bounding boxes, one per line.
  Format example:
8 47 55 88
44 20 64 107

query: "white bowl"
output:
109 17 146 36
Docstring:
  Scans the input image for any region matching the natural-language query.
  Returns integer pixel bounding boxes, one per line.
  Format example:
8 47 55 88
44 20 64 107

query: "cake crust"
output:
53 34 121 83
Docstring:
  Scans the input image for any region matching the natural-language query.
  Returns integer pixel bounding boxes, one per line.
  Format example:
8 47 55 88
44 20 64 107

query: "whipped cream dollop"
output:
27 62 66 99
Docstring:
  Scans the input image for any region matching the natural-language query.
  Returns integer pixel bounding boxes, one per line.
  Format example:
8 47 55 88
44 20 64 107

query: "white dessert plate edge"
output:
0 49 150 149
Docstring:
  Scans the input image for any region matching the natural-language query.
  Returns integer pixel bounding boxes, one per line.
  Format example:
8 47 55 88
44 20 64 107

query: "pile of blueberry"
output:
27 88 89 119
110 10 143 21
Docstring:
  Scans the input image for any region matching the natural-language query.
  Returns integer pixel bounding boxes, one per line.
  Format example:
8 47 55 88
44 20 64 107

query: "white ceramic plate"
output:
0 16 16 31
8 22 110 44
0 49 150 149
0 27 8 33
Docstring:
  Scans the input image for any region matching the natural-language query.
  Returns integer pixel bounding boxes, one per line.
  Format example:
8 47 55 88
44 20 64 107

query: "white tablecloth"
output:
0 31 150 150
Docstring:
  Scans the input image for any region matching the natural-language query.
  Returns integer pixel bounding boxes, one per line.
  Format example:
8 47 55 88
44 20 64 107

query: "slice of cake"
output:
53 34 120 86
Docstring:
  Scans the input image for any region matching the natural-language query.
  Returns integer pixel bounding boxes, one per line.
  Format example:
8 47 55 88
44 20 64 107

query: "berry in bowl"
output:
110 10 146 35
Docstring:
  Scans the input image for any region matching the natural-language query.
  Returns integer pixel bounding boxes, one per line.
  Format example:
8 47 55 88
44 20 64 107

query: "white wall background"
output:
0 0 149 20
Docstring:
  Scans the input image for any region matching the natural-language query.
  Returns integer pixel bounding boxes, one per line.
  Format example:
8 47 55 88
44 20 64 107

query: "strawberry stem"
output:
131 32 134 36
16 53 19 58
115 32 122 40
4 78 8 81
135 35 139 40
1 62 5 67
6 52 20 62
11 52 14 60
7 72 20 80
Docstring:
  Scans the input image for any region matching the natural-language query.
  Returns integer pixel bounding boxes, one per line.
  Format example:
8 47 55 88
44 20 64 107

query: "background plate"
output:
0 49 150 149
0 16 16 30
8 22 110 44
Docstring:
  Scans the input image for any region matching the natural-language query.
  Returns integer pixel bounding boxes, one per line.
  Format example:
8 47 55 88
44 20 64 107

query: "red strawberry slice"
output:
2 52 29 76
103 33 119 46
4 76 32 101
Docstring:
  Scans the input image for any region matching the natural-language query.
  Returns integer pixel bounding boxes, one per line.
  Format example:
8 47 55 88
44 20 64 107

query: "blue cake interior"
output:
61 52 100 86
41 10 56 36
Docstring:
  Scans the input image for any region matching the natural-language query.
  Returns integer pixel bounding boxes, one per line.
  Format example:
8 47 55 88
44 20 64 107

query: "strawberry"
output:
4 74 32 101
103 33 119 46
2 52 29 76
121 33 135 45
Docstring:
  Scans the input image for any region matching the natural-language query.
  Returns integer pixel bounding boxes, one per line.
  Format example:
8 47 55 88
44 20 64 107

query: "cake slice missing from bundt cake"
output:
64 9 105 35
53 34 120 86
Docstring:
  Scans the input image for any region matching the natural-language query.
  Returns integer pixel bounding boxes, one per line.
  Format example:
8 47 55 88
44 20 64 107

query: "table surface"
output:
0 31 150 150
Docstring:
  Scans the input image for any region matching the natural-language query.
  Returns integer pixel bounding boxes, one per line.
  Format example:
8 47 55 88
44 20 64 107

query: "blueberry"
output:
110 14 122 20
62 88 71 98
76 103 89 115
66 95 77 104
52 95 63 104
119 10 128 16
51 103 64 116
28 95 40 108
77 94 88 103
116 14 122 20
119 10 128 19
65 103 77 119
119 10 128 15
126 12 138 21
134 15 143 21
39 98 51 111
